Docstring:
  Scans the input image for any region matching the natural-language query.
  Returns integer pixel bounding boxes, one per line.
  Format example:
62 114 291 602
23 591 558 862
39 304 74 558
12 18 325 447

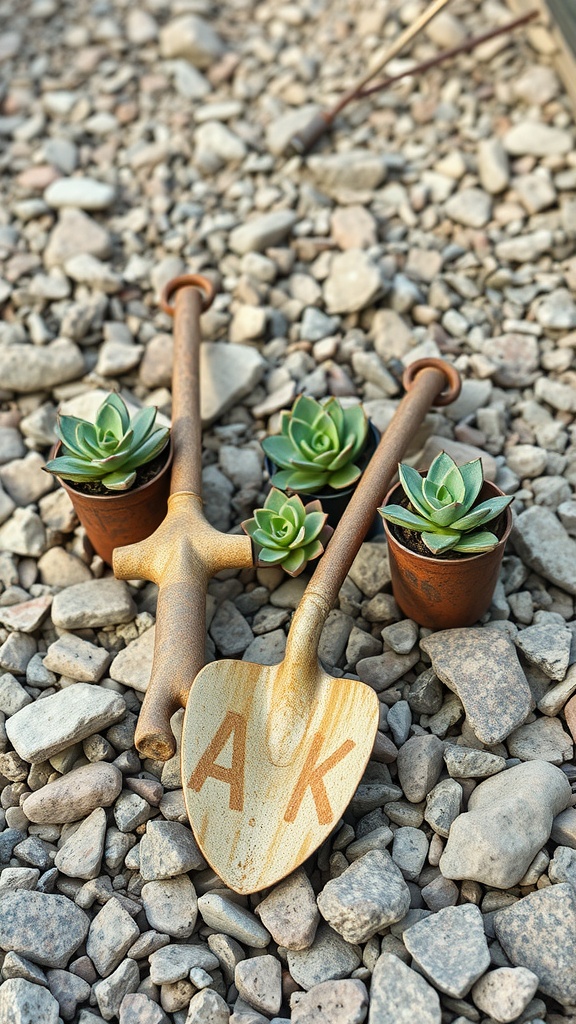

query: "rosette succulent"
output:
241 488 333 576
379 452 513 555
45 392 170 492
262 395 368 494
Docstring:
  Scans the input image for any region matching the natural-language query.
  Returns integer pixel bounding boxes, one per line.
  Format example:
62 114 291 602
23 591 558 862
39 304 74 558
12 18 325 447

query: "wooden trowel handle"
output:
284 359 462 668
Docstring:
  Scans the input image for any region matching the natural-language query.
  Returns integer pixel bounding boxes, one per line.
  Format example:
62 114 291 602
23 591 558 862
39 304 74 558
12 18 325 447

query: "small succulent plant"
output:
379 451 513 555
241 488 333 576
45 392 170 492
262 394 369 494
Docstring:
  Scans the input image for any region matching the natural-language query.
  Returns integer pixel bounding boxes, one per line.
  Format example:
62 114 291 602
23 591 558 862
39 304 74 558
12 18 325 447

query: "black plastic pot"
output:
265 420 383 537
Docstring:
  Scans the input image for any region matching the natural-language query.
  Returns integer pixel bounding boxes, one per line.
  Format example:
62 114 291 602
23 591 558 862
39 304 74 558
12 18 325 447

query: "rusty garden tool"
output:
113 275 254 762
181 358 461 894
289 0 453 154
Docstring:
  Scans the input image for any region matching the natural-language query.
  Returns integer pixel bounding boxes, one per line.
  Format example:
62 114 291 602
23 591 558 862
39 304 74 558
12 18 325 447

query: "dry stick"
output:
290 0 454 154
358 9 539 100
289 4 539 154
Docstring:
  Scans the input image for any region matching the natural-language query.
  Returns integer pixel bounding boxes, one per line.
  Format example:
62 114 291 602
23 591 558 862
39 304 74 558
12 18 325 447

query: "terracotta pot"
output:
265 420 383 537
381 478 513 630
55 442 173 567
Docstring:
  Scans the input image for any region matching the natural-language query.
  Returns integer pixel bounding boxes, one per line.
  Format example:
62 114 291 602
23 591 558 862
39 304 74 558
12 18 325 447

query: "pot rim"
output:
380 475 513 565
53 438 173 504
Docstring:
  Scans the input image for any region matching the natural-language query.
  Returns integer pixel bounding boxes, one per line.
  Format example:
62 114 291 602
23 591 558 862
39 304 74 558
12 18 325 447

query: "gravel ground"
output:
1 0 576 1022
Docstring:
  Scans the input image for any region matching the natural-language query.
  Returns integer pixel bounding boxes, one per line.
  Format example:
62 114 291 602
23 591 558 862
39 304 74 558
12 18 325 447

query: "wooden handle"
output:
285 360 461 670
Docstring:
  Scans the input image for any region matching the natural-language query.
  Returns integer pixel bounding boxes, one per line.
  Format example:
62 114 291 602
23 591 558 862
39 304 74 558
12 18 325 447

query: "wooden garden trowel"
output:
182 357 461 894
113 275 255 762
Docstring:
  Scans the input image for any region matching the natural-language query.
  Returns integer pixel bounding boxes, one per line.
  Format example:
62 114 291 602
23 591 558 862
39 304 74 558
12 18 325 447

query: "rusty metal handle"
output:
284 359 461 669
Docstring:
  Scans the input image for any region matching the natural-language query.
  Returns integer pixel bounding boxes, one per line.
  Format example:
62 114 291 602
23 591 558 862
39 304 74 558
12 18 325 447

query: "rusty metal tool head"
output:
113 275 254 762
181 358 461 894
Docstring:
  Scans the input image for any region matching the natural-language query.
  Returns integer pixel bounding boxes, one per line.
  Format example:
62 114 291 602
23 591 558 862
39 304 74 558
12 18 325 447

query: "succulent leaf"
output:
241 488 332 577
380 452 512 558
44 393 169 492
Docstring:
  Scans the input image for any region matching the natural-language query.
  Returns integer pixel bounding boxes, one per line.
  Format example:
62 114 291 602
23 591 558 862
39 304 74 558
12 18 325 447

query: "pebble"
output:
197 894 270 948
119 993 170 1024
255 867 319 950
235 955 282 1017
185 990 230 1024
403 904 490 998
148 945 219 985
141 876 198 939
308 151 387 193
287 924 361 991
477 138 510 194
139 820 205 880
6 683 126 763
420 629 533 745
22 762 122 823
439 760 572 887
495 883 576 1006
93 959 140 1020
51 579 137 629
0 508 47 558
368 953 440 1023
503 121 572 157
0 977 60 1024
54 806 107 880
229 212 298 255
471 966 539 1024
316 850 410 943
86 897 141 978
506 716 573 764
512 507 576 596
323 250 383 314
43 632 111 682
109 625 155 692
44 177 115 210
159 14 225 68
201 343 265 426
444 188 492 228
443 745 506 779
291 978 368 1024
0 891 89 968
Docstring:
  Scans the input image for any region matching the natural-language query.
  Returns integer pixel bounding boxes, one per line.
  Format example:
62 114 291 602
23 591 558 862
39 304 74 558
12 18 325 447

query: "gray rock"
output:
0 891 89 968
0 672 32 715
255 867 320 950
114 791 154 832
139 820 204 880
445 188 492 227
368 953 441 1023
93 959 140 1021
381 619 419 655
0 868 40 898
495 883 576 1006
292 979 369 1024
209 600 254 657
308 150 387 193
22 762 122 823
323 250 382 314
6 683 126 763
439 760 571 887
197 893 270 947
512 507 576 595
1 452 53 506
397 735 445 803
403 904 490 997
51 579 137 629
0 427 26 465
548 845 576 886
420 629 533 744
0 508 47 557
387 701 412 746
391 827 428 882
443 745 506 779
316 850 410 943
266 103 322 156
142 877 197 938
43 633 111 682
54 806 107 880
537 288 576 330
495 229 552 263
185 989 230 1024
503 121 572 157
201 342 265 426
0 977 60 1024
159 14 224 67
483 334 539 388
514 622 571 681
235 955 282 1017
86 897 140 978
109 625 155 692
356 650 419 692
119 993 169 1024
506 716 573 765
44 177 116 210
471 966 539 1023
148 944 219 984
44 208 111 268
477 138 510 194
229 211 297 255
287 924 361 991
0 595 53 635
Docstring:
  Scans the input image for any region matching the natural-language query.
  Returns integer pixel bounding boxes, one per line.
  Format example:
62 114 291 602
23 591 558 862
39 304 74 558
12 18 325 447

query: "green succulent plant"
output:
262 394 368 494
45 392 170 492
379 451 513 555
241 488 333 576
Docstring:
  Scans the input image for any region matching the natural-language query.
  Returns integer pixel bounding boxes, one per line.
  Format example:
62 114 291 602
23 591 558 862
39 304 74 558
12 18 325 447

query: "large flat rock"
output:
6 683 126 763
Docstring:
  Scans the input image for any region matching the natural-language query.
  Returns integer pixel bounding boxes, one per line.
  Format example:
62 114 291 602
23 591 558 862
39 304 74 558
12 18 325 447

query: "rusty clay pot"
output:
381 478 513 630
55 441 173 567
